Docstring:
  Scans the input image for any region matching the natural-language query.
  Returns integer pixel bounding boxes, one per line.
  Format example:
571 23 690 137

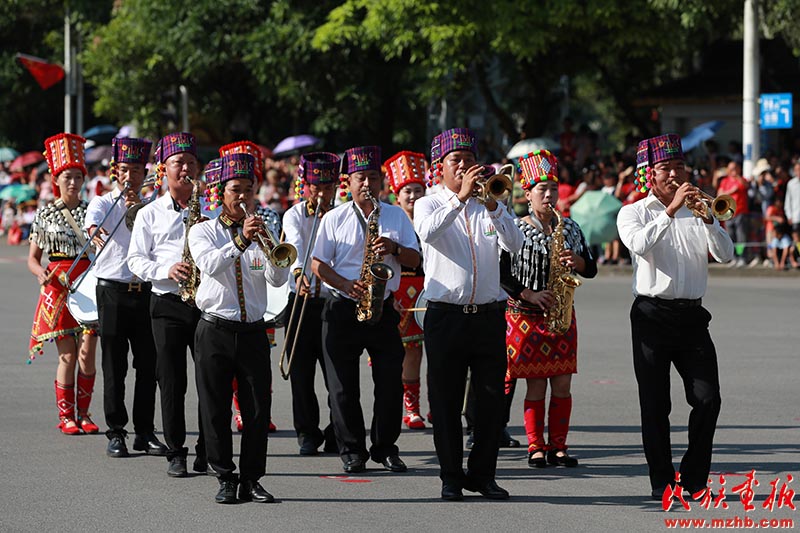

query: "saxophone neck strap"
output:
351 201 368 234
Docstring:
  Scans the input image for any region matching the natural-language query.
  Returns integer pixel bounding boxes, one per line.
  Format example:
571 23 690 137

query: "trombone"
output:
278 194 326 380
239 202 298 268
473 163 514 204
669 179 736 221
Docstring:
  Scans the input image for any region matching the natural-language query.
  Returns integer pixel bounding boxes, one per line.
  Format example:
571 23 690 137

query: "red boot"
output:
402 381 426 429
232 378 243 432
76 372 99 434
55 381 81 435
523 399 547 467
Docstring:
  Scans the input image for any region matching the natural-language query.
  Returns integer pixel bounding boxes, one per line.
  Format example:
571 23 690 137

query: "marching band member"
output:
189 152 287 504
86 137 167 458
282 152 339 455
384 151 428 429
128 132 205 478
28 133 99 435
617 134 733 500
414 128 523 501
499 150 596 469
311 146 420 474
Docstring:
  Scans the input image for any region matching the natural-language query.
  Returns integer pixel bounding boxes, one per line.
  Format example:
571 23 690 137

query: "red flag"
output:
16 53 65 90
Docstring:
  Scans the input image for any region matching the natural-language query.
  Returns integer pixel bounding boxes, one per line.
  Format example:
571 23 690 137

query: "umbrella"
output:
0 147 20 162
82 124 119 144
681 121 724 152
85 145 113 164
10 151 45 171
0 183 37 203
273 134 320 156
568 190 623 245
506 137 560 159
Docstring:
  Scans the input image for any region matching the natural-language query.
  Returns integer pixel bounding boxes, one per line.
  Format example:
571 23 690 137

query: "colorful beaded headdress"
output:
295 152 340 200
634 133 684 193
517 150 559 190
202 158 224 210
385 151 428 195
219 140 264 183
152 132 197 191
340 146 382 199
109 137 152 182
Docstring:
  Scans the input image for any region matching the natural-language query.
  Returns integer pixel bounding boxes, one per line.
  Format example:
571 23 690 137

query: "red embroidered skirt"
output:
396 274 424 347
506 299 578 379
29 258 90 360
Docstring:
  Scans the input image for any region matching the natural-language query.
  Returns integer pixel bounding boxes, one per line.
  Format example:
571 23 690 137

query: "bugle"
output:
669 179 736 221
239 202 298 268
278 195 326 380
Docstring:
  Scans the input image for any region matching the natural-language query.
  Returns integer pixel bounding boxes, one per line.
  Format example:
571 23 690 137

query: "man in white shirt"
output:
311 145 420 475
414 128 523 501
189 152 287 504
128 132 205 478
86 137 167 459
783 162 800 254
282 152 339 456
616 134 733 501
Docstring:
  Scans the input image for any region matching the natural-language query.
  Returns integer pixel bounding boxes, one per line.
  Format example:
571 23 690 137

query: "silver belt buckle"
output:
462 304 478 314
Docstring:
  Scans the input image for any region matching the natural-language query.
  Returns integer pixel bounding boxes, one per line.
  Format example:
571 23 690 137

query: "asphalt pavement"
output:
0 242 797 532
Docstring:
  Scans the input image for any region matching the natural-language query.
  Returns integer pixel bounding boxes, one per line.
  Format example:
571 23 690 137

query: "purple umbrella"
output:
272 134 320 156
85 145 113 164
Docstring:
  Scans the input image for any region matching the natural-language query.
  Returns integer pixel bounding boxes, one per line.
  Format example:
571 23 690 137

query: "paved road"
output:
0 243 797 532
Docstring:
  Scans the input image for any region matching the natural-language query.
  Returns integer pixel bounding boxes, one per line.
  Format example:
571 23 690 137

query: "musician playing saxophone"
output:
311 146 419 475
499 150 596 471
127 132 206 478
85 137 167 459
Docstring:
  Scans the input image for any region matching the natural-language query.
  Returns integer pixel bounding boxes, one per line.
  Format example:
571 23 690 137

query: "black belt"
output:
638 295 702 309
154 292 188 304
97 278 151 293
427 300 506 314
200 312 265 332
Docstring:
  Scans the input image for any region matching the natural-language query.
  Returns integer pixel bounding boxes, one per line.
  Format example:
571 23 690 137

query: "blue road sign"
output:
760 93 793 129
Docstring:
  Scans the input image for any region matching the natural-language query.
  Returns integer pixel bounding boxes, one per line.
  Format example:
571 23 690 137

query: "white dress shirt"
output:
312 200 419 299
189 217 288 322
784 177 800 224
282 200 328 295
84 187 138 282
414 188 523 305
127 193 189 295
617 194 734 300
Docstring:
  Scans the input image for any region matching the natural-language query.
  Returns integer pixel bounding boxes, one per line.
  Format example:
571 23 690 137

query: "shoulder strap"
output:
54 199 87 248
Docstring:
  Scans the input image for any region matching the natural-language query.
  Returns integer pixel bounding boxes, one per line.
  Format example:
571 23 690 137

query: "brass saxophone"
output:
544 204 582 334
355 189 394 325
178 178 201 303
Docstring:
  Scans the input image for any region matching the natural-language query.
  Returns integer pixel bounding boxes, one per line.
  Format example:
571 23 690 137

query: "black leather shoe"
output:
499 428 521 448
342 457 366 474
441 483 463 501
238 480 275 503
167 456 188 478
193 455 213 475
464 480 510 500
546 449 578 467
299 436 322 456
527 450 548 468
379 455 407 473
132 433 168 456
215 479 238 504
106 434 129 458
323 438 339 454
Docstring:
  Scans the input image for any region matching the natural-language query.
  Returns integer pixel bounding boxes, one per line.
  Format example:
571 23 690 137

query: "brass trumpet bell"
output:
708 194 736 221
271 243 298 269
474 164 514 203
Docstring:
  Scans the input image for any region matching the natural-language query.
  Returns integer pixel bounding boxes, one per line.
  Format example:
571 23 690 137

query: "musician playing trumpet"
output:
616 134 734 500
311 146 420 475
85 137 168 458
281 152 340 456
500 150 596 470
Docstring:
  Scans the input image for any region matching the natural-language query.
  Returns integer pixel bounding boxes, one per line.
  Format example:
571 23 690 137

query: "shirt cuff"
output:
233 233 251 253
488 203 505 220
657 211 673 227
447 192 466 211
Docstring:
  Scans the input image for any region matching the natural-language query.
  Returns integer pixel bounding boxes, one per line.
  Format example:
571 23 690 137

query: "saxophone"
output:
355 189 395 325
178 178 202 303
544 203 582 334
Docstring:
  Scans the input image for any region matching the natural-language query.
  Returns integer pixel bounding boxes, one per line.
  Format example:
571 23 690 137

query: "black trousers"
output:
630 296 722 491
195 318 271 482
321 296 404 463
464 375 516 432
150 293 204 460
284 292 334 445
424 307 507 486
97 283 157 436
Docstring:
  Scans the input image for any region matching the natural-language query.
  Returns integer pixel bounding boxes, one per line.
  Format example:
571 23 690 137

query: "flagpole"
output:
64 4 72 133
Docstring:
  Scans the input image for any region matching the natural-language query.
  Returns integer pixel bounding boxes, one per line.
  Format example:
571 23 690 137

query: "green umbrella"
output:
0 147 20 162
0 183 37 203
569 190 622 245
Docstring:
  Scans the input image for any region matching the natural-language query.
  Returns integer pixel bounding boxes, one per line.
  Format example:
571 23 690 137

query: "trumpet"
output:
239 202 298 268
668 179 736 221
473 163 514 204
